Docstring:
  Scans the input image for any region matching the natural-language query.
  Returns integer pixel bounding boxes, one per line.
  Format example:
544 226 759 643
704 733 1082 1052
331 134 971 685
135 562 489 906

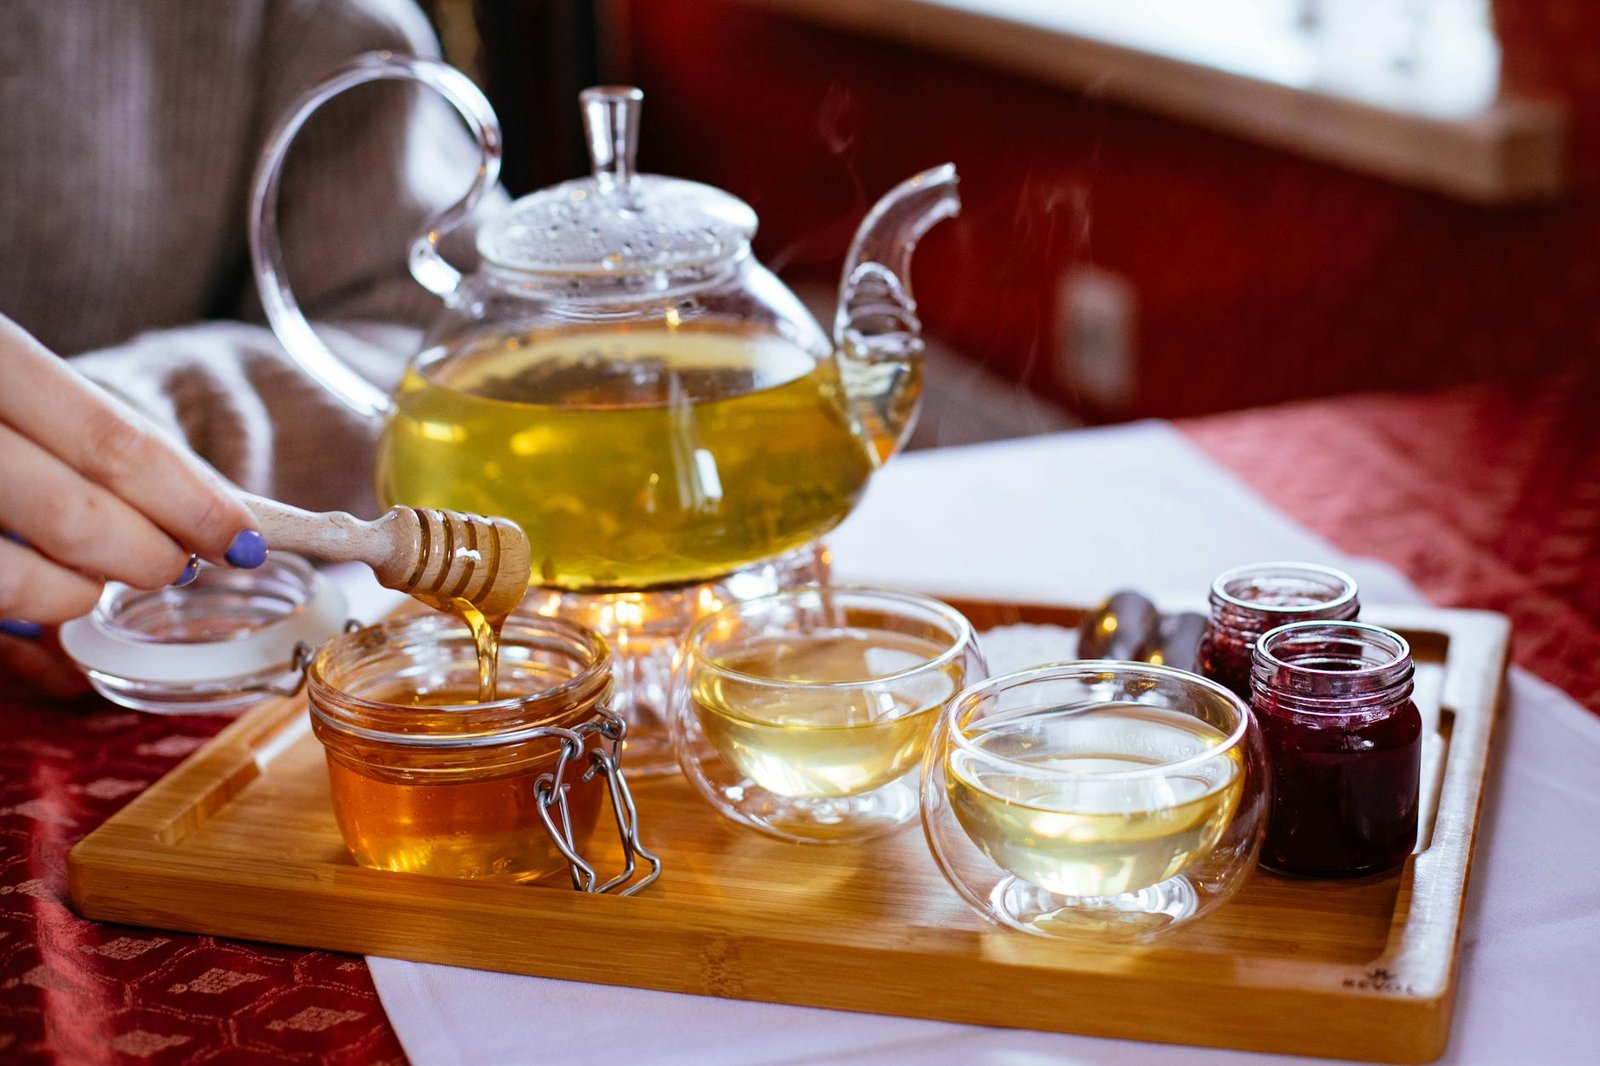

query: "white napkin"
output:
365 421 1600 1066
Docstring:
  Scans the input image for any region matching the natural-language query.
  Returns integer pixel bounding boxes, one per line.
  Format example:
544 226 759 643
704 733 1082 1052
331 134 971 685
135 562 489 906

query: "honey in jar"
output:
308 613 613 883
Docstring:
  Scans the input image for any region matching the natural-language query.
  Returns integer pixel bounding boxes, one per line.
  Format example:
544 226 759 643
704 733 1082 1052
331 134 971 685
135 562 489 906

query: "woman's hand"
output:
0 313 262 628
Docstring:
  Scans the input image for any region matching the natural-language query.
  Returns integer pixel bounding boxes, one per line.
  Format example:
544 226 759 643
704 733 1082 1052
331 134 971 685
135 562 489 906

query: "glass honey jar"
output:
307 612 659 891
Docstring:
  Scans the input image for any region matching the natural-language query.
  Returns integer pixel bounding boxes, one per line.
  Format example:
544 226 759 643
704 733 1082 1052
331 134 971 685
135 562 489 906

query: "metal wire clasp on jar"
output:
305 612 660 894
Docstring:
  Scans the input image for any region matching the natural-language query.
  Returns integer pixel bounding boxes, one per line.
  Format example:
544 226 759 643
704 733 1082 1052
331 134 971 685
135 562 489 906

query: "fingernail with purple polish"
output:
225 529 268 569
171 555 202 587
0 619 42 639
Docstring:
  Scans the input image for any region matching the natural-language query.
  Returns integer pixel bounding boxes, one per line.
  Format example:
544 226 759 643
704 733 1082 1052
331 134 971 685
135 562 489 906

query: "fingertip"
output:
10 584 99 627
224 529 268 569
170 554 201 587
188 490 257 564
57 580 106 624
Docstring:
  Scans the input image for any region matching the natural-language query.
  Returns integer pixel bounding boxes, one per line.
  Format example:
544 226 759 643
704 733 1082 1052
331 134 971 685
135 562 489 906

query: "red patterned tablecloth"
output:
1181 370 1600 714
0 701 405 1064
2 373 1595 1063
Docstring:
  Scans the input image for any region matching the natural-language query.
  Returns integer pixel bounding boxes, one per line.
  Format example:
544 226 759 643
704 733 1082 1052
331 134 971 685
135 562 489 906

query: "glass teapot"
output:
250 54 958 594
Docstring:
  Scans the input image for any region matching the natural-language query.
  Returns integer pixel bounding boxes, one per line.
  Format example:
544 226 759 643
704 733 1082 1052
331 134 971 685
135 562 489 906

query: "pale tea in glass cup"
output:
923 662 1267 939
671 587 985 843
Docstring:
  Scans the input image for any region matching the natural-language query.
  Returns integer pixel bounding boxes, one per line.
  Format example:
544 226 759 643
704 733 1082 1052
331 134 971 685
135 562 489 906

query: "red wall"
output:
620 0 1600 420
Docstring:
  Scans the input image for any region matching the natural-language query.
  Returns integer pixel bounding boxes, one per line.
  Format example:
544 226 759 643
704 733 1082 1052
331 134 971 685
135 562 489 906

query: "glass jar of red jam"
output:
1250 620 1421 877
1202 562 1360 700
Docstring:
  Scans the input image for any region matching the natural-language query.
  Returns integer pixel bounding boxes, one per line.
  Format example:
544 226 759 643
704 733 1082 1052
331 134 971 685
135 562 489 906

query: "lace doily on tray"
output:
978 623 1081 676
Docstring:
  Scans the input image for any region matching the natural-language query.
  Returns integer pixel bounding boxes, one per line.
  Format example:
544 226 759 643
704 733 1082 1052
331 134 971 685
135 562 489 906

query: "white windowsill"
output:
733 0 1565 204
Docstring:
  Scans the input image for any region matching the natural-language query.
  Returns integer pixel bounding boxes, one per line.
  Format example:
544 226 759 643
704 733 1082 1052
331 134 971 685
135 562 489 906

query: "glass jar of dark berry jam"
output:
1201 563 1360 699
1251 621 1421 877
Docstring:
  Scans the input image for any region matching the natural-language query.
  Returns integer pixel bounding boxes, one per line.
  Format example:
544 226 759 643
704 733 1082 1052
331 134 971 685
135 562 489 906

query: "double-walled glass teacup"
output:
670 587 985 843
923 662 1267 939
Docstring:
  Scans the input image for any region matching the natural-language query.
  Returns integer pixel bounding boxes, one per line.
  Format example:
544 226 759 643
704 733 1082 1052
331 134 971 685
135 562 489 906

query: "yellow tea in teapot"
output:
378 321 879 591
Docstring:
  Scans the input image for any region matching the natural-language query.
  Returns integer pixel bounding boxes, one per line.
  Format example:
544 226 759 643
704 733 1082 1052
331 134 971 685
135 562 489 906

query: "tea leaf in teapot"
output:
475 346 761 408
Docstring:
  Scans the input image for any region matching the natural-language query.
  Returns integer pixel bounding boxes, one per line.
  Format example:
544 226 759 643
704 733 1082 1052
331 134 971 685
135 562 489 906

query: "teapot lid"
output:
477 86 757 278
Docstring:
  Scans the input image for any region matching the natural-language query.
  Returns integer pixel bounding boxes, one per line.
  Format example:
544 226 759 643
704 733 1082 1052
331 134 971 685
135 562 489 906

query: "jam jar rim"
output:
682 585 977 694
944 660 1251 783
1251 619 1414 715
1209 561 1359 615
307 613 612 748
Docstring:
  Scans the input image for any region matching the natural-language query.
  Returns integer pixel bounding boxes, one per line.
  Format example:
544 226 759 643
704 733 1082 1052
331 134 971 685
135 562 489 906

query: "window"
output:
972 0 1499 117
742 0 1556 201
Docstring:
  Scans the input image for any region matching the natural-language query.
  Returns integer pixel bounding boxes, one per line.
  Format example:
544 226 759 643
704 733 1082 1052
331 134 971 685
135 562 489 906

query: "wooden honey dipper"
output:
242 494 533 619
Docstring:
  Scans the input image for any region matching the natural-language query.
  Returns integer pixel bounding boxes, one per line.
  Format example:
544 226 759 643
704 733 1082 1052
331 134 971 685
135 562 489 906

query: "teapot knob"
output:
581 86 644 191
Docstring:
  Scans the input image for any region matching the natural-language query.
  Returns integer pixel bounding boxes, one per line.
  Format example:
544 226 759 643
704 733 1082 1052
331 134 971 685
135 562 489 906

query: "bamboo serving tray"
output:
69 599 1509 1063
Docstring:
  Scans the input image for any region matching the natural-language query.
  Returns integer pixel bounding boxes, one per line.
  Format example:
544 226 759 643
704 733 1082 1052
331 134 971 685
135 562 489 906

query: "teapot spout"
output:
834 164 960 464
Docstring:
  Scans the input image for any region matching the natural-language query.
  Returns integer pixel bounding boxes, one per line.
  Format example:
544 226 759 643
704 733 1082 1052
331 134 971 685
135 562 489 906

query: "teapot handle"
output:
248 51 503 419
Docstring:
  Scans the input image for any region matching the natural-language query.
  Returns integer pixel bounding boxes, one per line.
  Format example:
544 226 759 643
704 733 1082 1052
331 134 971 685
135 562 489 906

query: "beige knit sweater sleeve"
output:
0 0 503 519
72 321 422 518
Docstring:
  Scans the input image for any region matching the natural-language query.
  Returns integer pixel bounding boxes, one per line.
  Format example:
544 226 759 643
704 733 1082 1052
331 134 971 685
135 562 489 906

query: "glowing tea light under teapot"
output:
249 54 960 771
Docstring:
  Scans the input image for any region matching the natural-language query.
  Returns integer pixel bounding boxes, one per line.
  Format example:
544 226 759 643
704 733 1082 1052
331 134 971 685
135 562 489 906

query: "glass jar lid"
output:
476 86 757 278
58 553 348 715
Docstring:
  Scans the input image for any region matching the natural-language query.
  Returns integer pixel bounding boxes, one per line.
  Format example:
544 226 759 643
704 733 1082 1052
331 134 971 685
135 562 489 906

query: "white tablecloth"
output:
350 422 1600 1065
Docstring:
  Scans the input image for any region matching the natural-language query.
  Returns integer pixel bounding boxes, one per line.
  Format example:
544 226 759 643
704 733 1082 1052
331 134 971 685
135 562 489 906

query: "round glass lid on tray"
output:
475 86 757 278
59 553 348 715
